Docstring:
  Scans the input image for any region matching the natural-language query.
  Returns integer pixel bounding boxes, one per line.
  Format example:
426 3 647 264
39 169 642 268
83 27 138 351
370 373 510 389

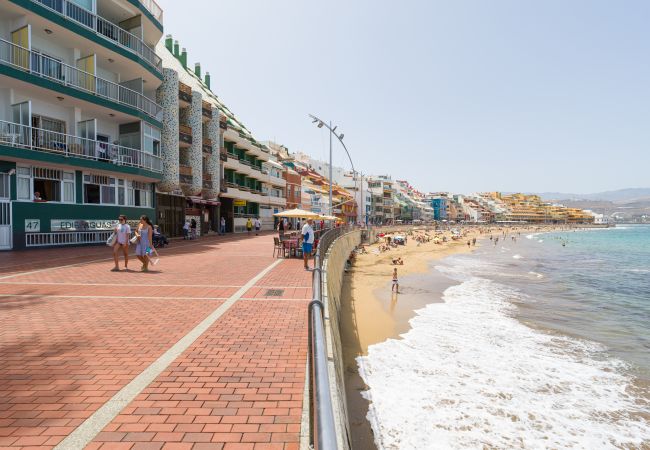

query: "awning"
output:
188 197 220 206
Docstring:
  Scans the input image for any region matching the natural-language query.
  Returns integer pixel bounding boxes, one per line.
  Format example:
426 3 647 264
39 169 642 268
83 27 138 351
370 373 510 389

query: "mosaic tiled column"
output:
181 89 203 196
203 105 220 199
156 68 180 192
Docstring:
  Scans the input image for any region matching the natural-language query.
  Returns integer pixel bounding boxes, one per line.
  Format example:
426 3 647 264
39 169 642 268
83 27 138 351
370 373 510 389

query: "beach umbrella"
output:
273 208 320 218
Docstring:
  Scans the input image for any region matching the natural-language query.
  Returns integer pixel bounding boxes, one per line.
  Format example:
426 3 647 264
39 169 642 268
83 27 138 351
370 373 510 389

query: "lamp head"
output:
339 133 344 140
317 122 324 128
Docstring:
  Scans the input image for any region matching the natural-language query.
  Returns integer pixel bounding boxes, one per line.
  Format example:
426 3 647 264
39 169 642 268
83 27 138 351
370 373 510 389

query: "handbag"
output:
106 232 117 247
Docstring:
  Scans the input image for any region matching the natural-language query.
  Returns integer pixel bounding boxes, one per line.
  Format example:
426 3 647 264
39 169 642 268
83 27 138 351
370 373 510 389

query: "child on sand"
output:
392 268 399 293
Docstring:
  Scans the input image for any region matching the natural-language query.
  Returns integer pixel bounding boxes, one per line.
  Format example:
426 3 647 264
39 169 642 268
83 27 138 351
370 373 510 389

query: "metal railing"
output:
26 230 113 247
0 39 161 120
308 225 355 450
31 0 162 73
0 120 162 173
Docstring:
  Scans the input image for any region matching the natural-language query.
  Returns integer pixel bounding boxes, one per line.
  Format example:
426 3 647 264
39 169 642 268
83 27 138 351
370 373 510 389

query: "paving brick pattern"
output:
0 233 312 449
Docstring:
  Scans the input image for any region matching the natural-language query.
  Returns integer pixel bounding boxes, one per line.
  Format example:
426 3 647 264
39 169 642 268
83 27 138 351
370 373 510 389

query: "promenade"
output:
0 234 312 450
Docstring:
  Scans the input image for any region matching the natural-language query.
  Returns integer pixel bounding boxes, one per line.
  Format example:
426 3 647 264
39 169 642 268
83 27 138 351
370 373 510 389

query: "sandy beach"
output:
340 225 571 449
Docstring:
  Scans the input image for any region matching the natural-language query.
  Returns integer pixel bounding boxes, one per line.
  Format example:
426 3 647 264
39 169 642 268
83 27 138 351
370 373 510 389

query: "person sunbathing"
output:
392 257 404 265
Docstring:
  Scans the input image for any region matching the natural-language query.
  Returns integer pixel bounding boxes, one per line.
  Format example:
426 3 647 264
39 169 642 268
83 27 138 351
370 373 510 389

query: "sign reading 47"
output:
25 219 40 233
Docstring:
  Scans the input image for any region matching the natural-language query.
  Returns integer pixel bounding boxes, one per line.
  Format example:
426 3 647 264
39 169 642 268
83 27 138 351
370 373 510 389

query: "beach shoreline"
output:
340 224 575 449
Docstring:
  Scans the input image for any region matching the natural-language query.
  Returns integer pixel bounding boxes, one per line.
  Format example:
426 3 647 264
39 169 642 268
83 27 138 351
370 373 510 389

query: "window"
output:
143 124 161 156
83 174 105 204
29 168 66 202
129 181 152 207
16 166 74 202
16 166 31 200
117 179 126 205
101 178 116 204
62 172 75 203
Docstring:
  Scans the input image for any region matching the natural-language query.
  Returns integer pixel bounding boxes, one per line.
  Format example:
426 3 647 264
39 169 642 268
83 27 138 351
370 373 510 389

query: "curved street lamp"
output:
308 114 360 221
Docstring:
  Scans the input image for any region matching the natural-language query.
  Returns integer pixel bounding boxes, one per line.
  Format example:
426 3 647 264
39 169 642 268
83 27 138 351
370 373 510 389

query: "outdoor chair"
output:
273 237 287 258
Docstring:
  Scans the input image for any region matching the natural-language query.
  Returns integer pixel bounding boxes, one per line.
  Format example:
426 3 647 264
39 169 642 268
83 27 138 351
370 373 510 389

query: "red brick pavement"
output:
0 233 312 449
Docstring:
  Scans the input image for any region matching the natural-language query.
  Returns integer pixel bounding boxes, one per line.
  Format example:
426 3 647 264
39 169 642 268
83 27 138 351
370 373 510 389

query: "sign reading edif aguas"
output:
51 219 119 231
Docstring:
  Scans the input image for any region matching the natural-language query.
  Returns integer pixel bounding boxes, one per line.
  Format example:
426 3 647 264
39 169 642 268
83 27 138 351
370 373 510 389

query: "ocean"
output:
357 225 650 449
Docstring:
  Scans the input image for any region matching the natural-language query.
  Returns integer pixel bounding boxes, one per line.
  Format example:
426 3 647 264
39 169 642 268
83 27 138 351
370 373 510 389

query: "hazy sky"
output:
158 0 649 194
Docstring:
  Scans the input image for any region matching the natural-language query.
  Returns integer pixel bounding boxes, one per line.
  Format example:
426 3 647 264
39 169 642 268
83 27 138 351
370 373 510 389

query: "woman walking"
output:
112 215 131 271
135 215 154 272
246 218 253 236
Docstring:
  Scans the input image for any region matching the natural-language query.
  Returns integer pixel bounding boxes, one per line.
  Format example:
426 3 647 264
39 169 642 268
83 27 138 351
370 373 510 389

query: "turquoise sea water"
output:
358 225 650 449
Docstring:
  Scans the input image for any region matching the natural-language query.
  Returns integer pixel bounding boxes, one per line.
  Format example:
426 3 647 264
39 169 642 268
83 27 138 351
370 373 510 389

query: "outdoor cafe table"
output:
282 237 301 258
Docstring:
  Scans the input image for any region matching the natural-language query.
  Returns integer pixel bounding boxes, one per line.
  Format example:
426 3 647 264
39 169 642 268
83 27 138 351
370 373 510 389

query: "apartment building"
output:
0 0 164 249
366 175 395 224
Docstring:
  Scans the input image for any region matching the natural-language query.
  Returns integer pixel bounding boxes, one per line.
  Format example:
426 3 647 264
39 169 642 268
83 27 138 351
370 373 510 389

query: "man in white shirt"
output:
220 217 226 235
301 218 315 270
254 217 261 235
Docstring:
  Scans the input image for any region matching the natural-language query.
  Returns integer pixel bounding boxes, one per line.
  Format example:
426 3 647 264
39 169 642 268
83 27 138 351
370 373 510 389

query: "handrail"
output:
0 39 161 120
308 225 355 450
31 0 162 73
0 119 162 173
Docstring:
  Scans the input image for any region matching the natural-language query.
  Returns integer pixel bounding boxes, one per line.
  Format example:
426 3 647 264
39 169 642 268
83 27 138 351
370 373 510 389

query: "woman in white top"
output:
112 215 131 271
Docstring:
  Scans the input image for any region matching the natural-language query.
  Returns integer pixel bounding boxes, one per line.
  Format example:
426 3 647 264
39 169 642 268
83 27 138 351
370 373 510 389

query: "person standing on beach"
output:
111 215 131 272
467 240 471 248
392 268 399 293
472 237 476 246
246 218 253 236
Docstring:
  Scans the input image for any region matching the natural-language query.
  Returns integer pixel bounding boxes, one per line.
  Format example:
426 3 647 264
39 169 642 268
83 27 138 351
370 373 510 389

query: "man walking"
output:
302 218 315 271
254 217 261 235
220 216 226 235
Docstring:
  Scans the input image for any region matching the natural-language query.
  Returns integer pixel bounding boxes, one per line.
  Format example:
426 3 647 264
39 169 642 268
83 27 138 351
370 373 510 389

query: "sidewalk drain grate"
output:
265 289 284 297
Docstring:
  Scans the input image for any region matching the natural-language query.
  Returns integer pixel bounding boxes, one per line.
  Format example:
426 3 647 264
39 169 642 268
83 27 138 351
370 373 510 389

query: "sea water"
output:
358 225 650 449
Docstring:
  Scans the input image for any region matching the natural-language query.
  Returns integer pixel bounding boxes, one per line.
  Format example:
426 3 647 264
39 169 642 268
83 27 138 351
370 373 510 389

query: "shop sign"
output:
25 219 40 233
234 199 247 207
51 219 118 232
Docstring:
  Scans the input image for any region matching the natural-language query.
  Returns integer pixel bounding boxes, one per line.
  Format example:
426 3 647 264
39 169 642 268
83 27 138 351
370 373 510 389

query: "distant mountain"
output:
534 188 650 203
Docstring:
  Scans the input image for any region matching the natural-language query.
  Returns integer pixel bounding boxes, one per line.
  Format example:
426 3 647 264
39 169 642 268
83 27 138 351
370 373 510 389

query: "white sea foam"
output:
358 275 650 449
525 233 537 240
513 254 523 259
537 239 544 243
528 271 544 279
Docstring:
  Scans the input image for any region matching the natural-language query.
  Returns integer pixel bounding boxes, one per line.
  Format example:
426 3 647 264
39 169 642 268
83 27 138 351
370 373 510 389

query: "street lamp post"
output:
309 114 356 221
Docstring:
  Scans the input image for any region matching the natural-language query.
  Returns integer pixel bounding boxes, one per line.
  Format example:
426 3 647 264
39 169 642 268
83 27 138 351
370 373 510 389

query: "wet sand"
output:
340 226 563 449
340 229 475 449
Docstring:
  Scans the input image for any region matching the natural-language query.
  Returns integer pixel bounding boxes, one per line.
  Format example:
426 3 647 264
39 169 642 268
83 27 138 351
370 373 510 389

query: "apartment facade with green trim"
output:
0 0 164 250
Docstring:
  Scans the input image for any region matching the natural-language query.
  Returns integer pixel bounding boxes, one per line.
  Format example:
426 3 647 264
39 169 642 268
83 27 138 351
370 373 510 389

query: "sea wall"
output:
321 230 362 449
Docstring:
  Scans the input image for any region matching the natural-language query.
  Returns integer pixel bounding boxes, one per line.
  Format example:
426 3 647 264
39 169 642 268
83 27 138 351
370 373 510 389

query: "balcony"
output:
0 119 162 173
219 117 228 130
179 82 192 105
219 147 228 162
0 39 161 120
202 180 213 189
137 0 163 23
202 101 212 120
30 0 162 74
202 138 212 154
179 124 192 147
179 164 192 184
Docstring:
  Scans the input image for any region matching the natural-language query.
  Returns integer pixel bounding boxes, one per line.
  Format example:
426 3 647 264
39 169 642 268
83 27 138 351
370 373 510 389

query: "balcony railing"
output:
0 119 162 173
0 39 161 120
31 0 162 73
179 124 192 145
202 138 212 154
179 82 192 103
137 0 163 22
202 101 212 119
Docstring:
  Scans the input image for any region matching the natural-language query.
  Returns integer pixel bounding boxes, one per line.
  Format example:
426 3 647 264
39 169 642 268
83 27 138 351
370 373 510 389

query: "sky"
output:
157 0 650 194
